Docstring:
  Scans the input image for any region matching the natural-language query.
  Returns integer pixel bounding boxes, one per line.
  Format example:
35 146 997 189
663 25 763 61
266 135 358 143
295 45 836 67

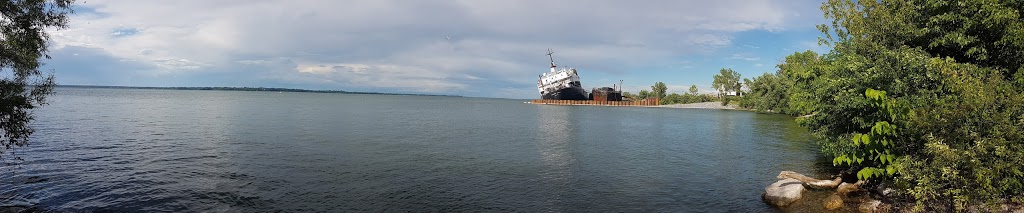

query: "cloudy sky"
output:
46 0 830 98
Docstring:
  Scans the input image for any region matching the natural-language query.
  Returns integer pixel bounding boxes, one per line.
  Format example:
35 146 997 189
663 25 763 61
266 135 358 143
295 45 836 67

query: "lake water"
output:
1 88 828 212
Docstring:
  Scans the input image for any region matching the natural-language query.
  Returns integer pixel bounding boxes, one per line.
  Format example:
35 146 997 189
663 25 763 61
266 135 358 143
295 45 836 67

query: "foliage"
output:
739 50 827 116
832 88 907 181
637 90 650 99
739 72 791 114
729 0 1024 209
650 82 667 99
818 0 1024 78
720 96 737 106
804 0 1024 210
688 84 698 95
893 58 1024 211
778 50 824 116
1 0 75 158
711 68 742 96
660 93 717 105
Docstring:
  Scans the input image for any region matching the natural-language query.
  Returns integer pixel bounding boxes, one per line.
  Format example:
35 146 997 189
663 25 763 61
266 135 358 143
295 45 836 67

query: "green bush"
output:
732 0 1024 210
892 59 1024 211
659 93 717 105
809 0 1024 210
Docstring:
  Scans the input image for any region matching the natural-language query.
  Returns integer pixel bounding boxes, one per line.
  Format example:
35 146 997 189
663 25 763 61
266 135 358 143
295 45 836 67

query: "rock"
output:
824 193 844 210
763 178 805 207
837 182 862 195
881 188 894 197
859 199 881 213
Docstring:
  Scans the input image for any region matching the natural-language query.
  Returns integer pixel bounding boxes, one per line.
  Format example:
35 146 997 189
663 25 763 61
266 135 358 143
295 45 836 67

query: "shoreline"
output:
529 101 744 110
650 102 738 110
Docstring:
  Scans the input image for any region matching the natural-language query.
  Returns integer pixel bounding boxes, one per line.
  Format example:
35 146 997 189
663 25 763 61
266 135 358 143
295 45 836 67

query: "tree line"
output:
624 81 719 105
626 67 746 105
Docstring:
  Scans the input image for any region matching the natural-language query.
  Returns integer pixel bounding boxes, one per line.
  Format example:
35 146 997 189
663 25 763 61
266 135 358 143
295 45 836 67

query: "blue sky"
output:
45 0 830 99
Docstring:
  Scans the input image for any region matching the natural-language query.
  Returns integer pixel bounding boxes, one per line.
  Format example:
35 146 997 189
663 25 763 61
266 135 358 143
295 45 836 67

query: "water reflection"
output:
535 105 576 182
533 105 580 211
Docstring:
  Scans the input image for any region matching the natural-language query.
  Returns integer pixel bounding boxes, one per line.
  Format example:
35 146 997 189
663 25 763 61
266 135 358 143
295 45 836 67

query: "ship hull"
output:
541 86 588 100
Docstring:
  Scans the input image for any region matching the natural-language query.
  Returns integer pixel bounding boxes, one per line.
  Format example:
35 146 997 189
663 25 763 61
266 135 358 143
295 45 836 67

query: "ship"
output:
537 49 588 100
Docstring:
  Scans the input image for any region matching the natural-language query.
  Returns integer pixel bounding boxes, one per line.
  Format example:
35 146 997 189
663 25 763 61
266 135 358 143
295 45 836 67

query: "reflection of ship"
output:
537 49 588 100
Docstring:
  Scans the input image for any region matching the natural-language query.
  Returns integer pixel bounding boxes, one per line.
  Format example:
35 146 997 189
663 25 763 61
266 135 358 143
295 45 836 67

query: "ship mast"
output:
547 49 557 72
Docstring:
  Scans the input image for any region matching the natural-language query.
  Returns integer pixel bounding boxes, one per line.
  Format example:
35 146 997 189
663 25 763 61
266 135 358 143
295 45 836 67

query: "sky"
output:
45 0 832 99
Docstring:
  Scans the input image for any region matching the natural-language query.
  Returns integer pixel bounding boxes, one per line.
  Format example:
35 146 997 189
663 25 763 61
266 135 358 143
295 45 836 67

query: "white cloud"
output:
48 0 814 97
730 53 761 61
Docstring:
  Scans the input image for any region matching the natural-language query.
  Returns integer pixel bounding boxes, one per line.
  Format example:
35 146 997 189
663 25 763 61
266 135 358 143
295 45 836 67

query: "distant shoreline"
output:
528 101 743 110
651 102 738 110
56 85 462 97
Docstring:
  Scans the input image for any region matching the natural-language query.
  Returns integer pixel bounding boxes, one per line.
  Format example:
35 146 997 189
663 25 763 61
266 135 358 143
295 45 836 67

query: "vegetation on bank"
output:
734 0 1024 211
624 82 720 105
0 0 74 158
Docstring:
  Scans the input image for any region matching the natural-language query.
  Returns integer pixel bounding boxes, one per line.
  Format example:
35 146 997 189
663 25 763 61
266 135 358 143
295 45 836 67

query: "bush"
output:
893 60 1024 211
731 0 1024 209
659 93 717 105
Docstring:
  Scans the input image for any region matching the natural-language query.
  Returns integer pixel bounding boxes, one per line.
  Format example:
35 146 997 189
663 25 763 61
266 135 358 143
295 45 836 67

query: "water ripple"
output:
0 88 826 212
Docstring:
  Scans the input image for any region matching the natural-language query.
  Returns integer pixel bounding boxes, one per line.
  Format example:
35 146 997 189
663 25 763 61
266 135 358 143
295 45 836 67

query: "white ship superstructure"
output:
536 49 588 100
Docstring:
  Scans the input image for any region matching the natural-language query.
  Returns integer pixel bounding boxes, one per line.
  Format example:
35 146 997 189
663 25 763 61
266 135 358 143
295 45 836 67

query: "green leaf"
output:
833 155 846 166
865 88 881 100
862 134 871 145
857 168 873 180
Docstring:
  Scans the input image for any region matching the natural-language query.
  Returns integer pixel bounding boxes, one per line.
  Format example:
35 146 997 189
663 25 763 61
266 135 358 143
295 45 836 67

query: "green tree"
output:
777 50 822 116
651 82 667 99
740 72 791 113
711 68 741 96
819 0 1024 78
1 0 75 158
637 90 649 99
688 84 698 95
805 0 1024 210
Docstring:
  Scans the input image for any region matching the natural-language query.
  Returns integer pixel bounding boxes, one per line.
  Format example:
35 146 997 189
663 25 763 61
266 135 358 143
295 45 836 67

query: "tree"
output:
740 72 793 114
637 90 649 99
777 50 821 116
807 0 1024 210
651 82 667 99
1 0 74 158
688 84 698 95
711 68 741 96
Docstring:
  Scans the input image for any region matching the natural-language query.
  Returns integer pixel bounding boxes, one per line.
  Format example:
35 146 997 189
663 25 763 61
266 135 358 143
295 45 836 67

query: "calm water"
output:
1 88 827 212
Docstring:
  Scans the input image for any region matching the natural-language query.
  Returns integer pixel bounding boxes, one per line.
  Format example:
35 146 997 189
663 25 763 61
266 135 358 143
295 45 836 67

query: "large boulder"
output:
763 178 806 207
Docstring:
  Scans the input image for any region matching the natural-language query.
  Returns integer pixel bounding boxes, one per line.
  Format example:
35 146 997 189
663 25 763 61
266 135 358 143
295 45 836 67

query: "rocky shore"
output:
763 171 884 212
